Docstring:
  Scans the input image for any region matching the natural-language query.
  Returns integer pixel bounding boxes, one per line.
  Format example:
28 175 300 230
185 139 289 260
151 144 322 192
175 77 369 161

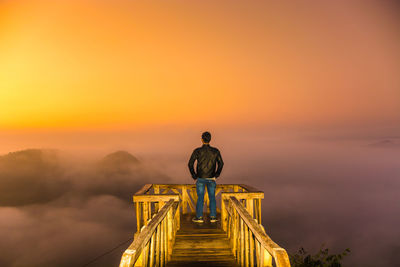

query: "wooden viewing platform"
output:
167 213 238 266
119 184 291 267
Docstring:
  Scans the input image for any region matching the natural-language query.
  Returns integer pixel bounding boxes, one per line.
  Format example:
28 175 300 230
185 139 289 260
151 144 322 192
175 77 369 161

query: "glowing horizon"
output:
1 0 399 131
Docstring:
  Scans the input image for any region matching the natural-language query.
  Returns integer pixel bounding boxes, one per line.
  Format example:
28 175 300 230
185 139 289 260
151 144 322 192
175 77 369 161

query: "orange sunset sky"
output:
0 0 399 147
1 3 400 266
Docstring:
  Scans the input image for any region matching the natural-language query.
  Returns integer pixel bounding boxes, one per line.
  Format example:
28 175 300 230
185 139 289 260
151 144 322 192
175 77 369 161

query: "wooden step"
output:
167 260 239 267
166 213 239 267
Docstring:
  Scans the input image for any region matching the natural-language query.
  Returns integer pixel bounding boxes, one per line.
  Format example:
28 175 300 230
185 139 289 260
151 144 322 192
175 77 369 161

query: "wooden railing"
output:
134 184 264 232
224 196 290 267
119 199 180 267
133 184 180 233
120 184 290 267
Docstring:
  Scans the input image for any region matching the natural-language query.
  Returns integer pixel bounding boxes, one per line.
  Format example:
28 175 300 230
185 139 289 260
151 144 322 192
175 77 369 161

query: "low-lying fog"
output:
0 132 399 266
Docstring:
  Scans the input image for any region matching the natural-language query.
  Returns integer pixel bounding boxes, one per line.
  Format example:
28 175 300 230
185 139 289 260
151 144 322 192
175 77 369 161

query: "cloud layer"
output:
1 137 399 266
0 149 169 267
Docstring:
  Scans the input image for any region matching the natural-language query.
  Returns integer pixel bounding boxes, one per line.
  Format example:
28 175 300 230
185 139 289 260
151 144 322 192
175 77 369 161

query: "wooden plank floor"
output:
167 213 239 267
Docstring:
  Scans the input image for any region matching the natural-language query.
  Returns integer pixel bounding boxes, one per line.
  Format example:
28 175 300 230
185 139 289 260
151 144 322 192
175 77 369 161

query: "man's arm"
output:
215 150 224 178
188 149 197 179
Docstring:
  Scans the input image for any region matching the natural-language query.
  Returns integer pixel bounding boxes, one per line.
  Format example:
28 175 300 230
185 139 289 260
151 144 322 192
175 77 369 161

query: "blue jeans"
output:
196 178 217 218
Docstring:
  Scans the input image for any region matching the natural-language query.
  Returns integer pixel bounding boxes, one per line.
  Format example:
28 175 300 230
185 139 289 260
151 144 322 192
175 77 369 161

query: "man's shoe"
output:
192 217 204 223
210 217 218 223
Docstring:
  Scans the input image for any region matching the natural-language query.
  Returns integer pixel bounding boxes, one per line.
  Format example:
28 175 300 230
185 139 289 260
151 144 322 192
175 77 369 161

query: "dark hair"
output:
201 131 211 143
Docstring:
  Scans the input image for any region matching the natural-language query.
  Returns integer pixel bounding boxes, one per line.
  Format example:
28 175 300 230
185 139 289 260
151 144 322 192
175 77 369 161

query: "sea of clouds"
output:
0 149 170 266
0 134 399 266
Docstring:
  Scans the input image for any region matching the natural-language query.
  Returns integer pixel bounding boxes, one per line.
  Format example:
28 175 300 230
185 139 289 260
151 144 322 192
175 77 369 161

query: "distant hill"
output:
101 150 140 166
0 149 61 175
0 148 59 165
98 150 141 175
0 149 69 206
368 139 400 148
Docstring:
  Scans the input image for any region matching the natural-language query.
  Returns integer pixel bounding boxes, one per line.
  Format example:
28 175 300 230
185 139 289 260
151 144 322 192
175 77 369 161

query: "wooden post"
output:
135 237 143 267
234 185 239 192
143 202 149 226
167 208 173 261
181 185 188 214
256 240 261 267
247 198 254 218
160 220 165 267
143 238 148 267
136 202 141 233
263 248 273 267
149 201 153 220
249 230 254 267
153 185 159 194
240 219 244 267
245 224 249 267
156 224 160 267
121 185 290 267
163 217 167 264
221 194 227 232
149 233 155 266
154 185 160 213
274 249 291 267
175 204 180 231
232 211 238 257
260 246 264 267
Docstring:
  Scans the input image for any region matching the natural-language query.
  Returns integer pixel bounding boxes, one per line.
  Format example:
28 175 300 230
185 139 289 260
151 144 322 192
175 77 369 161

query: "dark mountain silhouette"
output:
0 148 59 167
368 139 400 148
98 150 141 176
102 150 140 164
0 149 70 206
86 150 168 201
0 148 171 266
0 148 167 206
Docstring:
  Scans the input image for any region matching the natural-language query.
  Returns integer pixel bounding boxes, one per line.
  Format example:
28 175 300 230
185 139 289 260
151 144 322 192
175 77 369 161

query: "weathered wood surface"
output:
225 197 291 267
120 200 179 267
120 184 290 267
167 213 239 267
135 184 153 195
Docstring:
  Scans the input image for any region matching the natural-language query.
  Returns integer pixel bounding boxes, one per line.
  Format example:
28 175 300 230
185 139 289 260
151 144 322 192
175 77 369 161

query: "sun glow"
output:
0 0 398 130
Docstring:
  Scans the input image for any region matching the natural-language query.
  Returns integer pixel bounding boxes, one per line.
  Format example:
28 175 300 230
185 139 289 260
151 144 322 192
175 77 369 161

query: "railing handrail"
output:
135 184 153 195
225 196 291 267
123 183 290 267
135 184 263 194
133 194 180 202
134 184 264 224
119 199 179 267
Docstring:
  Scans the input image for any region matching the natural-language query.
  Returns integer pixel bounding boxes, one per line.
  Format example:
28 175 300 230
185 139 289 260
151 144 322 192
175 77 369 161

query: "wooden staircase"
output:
119 184 291 267
167 214 239 267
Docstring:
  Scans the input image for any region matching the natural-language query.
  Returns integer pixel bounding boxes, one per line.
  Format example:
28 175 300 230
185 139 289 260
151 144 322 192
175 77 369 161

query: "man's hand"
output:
192 174 197 180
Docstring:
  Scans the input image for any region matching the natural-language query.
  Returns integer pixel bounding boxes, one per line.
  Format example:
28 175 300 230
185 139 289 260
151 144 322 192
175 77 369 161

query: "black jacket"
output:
188 144 224 179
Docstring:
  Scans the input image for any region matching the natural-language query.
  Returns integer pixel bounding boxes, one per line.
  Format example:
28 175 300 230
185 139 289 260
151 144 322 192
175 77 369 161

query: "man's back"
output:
188 144 224 179
189 131 223 223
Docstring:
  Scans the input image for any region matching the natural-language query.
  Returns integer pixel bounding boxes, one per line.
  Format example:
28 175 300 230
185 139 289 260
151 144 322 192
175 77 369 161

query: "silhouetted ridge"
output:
98 150 141 175
368 139 400 148
0 148 59 164
101 150 140 166
0 148 69 206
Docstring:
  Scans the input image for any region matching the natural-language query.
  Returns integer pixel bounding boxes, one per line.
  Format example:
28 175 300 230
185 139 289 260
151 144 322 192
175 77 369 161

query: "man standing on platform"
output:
188 131 224 223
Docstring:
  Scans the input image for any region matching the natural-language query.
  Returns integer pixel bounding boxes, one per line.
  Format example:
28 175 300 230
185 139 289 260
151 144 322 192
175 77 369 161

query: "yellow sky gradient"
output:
1 0 399 131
